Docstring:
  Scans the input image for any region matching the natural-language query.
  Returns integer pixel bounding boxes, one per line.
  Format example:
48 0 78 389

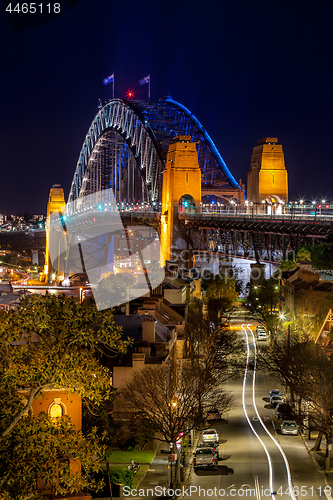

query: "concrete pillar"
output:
250 263 266 286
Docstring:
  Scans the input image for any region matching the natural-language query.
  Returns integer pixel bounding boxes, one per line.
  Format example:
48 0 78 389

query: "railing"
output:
178 212 333 224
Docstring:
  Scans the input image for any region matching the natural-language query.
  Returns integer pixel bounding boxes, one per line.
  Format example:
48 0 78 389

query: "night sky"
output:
1 0 333 214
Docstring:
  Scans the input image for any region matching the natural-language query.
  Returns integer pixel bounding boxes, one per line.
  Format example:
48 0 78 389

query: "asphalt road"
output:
124 314 333 500
187 319 332 500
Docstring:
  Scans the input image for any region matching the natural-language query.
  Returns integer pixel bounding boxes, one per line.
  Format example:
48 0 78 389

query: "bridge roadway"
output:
177 212 333 236
1 211 332 254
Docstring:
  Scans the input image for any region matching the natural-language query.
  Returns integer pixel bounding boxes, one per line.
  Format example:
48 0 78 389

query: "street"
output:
128 315 333 500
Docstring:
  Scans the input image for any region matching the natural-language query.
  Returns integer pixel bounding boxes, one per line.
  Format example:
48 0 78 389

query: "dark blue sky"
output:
1 0 333 213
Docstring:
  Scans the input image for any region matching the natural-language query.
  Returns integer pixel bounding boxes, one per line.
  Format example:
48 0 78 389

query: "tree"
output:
202 271 237 311
309 243 333 270
0 294 127 500
296 246 311 262
301 348 333 451
280 259 297 271
317 295 333 330
117 361 233 486
184 298 244 381
246 277 280 334
258 330 315 405
258 329 333 452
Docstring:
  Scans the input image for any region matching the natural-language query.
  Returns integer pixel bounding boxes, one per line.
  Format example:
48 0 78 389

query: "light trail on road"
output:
241 323 298 500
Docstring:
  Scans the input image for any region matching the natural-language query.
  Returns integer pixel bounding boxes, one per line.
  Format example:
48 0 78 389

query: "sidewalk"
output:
275 425 333 499
134 435 199 497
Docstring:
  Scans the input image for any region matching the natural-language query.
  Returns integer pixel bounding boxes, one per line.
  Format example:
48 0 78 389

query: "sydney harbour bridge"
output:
68 96 241 211
1 97 333 263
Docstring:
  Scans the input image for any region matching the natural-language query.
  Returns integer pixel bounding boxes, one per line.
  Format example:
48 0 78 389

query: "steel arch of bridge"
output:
68 97 240 211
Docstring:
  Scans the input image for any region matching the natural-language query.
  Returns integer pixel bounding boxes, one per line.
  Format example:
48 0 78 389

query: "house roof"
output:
113 314 170 343
0 283 13 294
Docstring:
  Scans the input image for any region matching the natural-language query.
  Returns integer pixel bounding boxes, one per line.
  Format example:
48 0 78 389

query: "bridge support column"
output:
250 262 266 286
161 136 201 269
43 184 65 283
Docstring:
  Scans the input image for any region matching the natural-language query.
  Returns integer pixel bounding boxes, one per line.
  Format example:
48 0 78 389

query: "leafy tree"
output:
280 259 297 271
0 294 127 500
296 246 311 262
201 271 237 311
309 243 333 270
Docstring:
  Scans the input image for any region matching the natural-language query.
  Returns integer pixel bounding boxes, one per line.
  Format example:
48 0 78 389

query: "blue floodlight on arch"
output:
165 97 240 189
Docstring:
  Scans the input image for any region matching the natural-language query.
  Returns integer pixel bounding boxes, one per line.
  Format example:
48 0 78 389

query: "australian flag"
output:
139 75 150 85
103 74 114 85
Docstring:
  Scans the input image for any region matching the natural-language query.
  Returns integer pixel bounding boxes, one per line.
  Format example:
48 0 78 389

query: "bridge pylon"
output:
247 137 288 207
161 136 201 266
43 184 65 282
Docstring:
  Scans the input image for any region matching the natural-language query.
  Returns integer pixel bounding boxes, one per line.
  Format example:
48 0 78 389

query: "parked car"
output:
275 403 293 420
270 395 284 407
257 329 268 341
269 389 283 399
196 440 218 456
281 420 298 435
256 325 266 335
193 448 218 470
201 429 219 443
207 407 220 421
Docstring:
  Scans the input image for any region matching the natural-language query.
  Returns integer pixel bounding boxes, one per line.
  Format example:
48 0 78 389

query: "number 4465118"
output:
6 3 61 14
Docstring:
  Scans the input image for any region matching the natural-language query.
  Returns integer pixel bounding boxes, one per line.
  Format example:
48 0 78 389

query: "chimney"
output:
142 316 156 343
132 353 145 369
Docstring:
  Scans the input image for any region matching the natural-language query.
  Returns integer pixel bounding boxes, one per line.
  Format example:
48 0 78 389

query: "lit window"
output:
49 402 64 421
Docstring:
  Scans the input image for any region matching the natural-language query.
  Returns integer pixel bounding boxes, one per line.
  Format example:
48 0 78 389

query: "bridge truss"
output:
179 214 333 262
68 97 240 211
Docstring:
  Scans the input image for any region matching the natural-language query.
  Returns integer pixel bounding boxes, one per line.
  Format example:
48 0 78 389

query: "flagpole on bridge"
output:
103 73 115 99
148 74 150 100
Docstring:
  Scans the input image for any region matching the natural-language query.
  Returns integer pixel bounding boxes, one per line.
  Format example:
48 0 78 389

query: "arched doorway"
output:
178 194 196 214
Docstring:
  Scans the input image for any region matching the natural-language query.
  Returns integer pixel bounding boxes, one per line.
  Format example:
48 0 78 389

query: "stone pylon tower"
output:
43 184 65 281
247 137 288 204
161 136 201 265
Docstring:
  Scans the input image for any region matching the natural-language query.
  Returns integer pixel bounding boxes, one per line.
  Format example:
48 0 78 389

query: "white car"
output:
281 420 298 435
201 429 219 443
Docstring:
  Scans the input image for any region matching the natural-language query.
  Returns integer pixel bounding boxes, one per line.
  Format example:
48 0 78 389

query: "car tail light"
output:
193 458 196 465
212 457 215 463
